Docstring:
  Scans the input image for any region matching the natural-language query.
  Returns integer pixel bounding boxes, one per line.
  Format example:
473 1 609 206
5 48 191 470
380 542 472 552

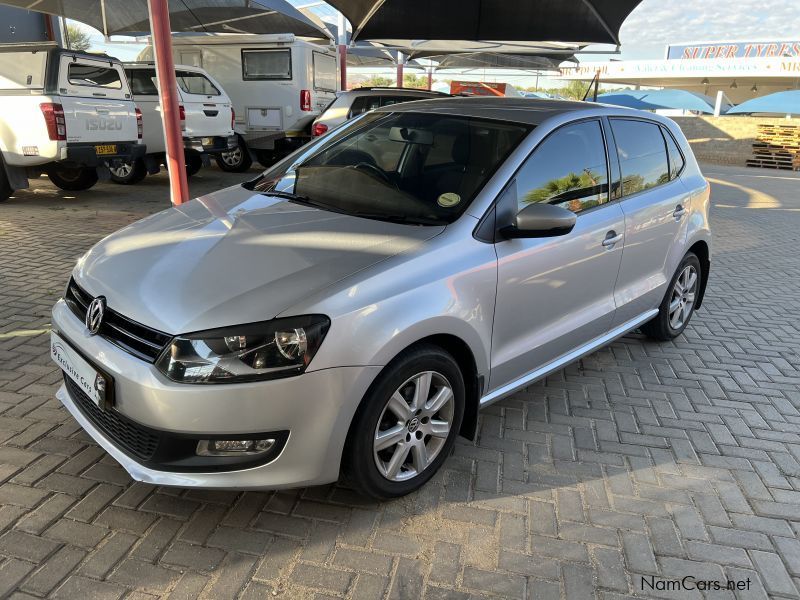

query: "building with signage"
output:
561 40 800 105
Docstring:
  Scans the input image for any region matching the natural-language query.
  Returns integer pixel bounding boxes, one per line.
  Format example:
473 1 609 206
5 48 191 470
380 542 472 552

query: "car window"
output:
242 49 291 80
126 68 158 96
662 127 685 180
516 120 609 214
611 119 670 195
349 95 382 117
68 63 122 89
176 70 220 96
252 112 530 225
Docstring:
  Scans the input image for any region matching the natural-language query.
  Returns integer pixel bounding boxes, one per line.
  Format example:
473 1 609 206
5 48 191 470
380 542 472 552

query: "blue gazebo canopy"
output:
727 90 800 116
595 89 724 114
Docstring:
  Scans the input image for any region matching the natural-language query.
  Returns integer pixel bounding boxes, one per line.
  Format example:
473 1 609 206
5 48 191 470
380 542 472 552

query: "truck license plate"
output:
95 144 117 156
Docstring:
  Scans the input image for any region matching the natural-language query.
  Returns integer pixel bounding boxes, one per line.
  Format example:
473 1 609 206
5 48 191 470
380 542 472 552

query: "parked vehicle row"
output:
109 62 235 185
50 98 711 499
138 33 339 171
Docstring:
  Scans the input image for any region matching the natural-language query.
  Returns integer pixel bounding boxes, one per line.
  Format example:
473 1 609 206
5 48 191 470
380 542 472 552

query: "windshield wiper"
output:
260 189 350 215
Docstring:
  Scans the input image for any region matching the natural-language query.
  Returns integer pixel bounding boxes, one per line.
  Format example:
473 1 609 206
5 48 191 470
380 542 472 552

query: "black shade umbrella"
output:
0 0 330 38
327 0 643 45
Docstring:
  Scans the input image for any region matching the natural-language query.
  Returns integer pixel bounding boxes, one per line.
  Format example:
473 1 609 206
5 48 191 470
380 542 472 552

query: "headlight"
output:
155 315 330 384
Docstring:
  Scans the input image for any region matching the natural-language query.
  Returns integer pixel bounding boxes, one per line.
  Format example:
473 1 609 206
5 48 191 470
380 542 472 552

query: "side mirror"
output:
500 203 577 239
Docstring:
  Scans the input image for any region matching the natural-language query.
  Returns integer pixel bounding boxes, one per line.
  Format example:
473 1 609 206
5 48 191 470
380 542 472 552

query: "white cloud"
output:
617 0 800 59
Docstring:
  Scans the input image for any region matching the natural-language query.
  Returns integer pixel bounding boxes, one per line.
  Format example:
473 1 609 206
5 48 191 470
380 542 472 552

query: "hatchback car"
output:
51 98 710 499
311 86 449 137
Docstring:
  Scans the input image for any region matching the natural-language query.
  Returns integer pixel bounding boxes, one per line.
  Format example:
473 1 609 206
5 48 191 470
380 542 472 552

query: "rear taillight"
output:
178 105 186 131
312 122 328 137
231 107 235 130
40 102 66 141
135 107 143 139
300 89 311 111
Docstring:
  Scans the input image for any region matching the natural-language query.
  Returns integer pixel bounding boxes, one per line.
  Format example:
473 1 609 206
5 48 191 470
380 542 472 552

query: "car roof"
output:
375 97 605 126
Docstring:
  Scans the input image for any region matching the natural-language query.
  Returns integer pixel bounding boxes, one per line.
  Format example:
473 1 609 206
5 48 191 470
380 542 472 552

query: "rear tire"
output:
215 136 252 172
48 166 99 191
342 344 465 500
109 159 147 185
185 151 203 177
641 252 702 341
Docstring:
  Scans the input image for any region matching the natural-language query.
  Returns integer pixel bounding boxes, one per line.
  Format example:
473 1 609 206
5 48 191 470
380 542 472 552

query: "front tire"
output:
109 159 147 185
215 135 252 172
342 344 465 499
641 252 701 341
0 154 14 202
48 166 99 191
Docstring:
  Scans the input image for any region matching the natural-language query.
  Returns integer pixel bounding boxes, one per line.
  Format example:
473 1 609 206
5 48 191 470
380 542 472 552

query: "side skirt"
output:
479 309 658 409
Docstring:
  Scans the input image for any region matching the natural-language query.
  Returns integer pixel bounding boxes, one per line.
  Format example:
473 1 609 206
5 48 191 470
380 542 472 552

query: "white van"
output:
109 63 235 184
138 33 338 172
0 44 144 199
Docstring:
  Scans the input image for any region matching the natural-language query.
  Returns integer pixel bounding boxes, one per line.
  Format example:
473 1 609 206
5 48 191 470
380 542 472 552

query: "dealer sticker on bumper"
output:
51 331 107 407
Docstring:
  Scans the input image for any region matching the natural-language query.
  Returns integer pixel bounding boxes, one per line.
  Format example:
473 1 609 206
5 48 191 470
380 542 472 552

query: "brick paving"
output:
0 165 799 599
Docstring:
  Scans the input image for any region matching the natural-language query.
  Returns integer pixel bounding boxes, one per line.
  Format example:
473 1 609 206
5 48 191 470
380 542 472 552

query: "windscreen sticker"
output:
437 192 461 208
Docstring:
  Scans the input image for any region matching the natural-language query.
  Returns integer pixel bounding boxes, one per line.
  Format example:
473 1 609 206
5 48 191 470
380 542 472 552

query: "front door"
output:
490 120 625 392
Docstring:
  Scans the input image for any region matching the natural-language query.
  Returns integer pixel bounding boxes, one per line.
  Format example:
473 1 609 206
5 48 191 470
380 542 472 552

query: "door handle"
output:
673 204 687 220
602 231 623 248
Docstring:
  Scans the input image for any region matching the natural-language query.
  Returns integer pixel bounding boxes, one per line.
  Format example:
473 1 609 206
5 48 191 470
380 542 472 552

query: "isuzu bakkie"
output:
0 43 145 201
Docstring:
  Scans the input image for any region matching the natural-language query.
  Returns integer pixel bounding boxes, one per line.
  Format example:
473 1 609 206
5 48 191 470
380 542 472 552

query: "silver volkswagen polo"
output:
51 98 711 499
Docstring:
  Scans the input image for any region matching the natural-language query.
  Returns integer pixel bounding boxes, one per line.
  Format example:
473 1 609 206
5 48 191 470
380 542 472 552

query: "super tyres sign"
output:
667 41 800 60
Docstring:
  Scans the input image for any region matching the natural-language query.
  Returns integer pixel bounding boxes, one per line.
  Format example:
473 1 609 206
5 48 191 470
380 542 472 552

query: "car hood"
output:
74 185 444 334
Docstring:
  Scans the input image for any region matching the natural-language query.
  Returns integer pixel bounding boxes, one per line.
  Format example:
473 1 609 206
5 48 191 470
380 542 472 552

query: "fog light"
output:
196 439 276 457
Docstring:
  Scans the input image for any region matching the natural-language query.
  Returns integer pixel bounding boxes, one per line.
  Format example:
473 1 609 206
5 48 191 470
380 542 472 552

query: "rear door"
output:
490 120 625 390
57 55 138 143
175 68 233 138
607 118 691 326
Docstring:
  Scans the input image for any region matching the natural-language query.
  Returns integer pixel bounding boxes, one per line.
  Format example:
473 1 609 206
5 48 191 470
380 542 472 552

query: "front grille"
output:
64 278 171 362
64 375 160 460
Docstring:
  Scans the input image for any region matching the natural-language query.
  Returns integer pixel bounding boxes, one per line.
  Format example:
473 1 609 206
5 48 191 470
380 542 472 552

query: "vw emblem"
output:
85 297 106 335
407 417 420 433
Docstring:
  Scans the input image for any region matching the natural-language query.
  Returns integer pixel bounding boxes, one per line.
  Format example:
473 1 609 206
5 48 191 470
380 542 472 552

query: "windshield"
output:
249 112 530 225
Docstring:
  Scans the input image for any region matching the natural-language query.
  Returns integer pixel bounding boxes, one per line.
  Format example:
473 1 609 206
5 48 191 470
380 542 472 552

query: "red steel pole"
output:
147 0 189 205
427 67 433 90
338 44 347 90
396 51 404 88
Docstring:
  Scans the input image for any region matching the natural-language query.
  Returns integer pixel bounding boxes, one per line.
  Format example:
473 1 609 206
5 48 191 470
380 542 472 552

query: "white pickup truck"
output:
0 43 145 201
109 62 235 184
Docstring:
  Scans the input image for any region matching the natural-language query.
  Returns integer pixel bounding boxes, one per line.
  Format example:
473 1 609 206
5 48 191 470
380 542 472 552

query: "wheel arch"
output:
687 239 710 310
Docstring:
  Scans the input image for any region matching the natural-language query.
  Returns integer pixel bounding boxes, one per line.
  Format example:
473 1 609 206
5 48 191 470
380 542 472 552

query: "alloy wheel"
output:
110 162 132 178
373 371 454 482
669 264 698 330
221 147 243 167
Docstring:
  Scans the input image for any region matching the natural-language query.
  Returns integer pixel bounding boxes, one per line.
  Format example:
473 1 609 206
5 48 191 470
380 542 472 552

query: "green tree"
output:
357 75 395 88
402 73 428 89
66 24 92 52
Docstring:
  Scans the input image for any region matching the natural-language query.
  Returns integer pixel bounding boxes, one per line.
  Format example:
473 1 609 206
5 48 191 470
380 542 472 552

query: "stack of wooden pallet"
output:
747 123 800 171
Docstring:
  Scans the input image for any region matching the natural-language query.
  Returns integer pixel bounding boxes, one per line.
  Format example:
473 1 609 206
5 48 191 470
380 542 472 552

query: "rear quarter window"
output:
68 62 122 89
176 70 220 96
610 119 670 196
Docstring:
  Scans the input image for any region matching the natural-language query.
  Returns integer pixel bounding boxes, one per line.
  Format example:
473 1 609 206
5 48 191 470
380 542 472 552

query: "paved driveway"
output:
0 165 799 599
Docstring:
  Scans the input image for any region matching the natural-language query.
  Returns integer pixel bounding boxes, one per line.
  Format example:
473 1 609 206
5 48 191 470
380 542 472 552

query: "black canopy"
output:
326 0 643 45
0 0 330 38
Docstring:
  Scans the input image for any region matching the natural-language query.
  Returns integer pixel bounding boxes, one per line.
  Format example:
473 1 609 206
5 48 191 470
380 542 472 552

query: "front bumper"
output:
183 135 237 155
51 299 380 489
65 142 146 167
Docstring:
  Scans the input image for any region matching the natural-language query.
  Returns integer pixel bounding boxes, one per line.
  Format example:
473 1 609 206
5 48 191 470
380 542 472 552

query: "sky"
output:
77 0 800 88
